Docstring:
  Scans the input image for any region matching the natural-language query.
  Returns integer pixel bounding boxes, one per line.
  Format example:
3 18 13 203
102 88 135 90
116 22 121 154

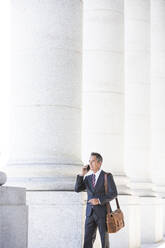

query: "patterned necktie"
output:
92 174 96 188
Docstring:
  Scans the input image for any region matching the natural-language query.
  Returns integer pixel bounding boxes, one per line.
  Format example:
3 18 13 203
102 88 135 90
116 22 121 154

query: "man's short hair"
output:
90 152 103 163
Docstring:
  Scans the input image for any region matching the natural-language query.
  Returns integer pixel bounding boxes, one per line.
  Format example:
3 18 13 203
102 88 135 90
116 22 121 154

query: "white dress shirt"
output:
92 168 102 186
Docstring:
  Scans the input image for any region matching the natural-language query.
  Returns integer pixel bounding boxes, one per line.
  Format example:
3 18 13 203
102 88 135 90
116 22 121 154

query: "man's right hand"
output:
80 165 89 176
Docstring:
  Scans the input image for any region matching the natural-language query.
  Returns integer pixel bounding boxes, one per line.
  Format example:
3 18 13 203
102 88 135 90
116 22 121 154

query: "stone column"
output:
125 0 164 245
0 6 28 246
4 0 82 191
124 0 152 198
82 0 129 195
4 1 83 248
82 1 140 248
0 0 11 168
150 0 165 239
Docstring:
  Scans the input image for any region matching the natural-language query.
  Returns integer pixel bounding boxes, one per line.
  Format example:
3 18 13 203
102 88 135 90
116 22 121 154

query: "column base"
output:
140 197 164 244
114 174 132 195
129 179 156 197
3 162 82 190
142 237 165 248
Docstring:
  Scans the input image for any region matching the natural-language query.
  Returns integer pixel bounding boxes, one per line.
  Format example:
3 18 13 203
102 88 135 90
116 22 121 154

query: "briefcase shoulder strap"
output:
104 173 112 214
104 173 108 193
104 173 120 212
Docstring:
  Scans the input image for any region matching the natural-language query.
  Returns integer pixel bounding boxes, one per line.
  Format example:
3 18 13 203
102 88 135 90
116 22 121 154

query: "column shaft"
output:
151 0 165 197
124 0 152 196
4 0 83 190
82 0 130 195
151 0 165 238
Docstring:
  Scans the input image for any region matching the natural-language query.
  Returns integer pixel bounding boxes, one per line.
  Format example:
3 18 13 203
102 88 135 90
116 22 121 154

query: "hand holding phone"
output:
81 164 90 176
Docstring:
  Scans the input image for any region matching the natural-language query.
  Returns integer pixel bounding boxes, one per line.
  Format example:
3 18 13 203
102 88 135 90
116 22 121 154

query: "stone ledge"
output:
0 186 26 205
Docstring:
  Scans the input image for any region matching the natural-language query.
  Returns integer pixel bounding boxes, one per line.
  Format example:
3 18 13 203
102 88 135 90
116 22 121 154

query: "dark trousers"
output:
83 208 110 248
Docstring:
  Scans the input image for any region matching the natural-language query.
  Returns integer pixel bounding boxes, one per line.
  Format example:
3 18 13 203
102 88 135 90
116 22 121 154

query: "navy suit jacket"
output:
75 170 118 217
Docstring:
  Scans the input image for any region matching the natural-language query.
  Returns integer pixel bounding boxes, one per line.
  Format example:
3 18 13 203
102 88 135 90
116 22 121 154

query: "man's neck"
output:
93 168 101 174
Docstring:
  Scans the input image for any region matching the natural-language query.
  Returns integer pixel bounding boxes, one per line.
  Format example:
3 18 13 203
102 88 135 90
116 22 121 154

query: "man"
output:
75 152 118 248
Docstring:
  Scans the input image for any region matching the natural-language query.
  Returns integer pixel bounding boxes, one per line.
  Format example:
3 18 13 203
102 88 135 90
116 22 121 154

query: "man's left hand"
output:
88 198 100 205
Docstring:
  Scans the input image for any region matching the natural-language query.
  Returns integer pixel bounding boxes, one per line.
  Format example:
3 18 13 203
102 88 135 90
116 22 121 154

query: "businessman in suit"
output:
75 152 118 248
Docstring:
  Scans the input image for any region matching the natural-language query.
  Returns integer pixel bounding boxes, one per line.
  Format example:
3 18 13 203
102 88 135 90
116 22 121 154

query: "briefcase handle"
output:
104 173 120 214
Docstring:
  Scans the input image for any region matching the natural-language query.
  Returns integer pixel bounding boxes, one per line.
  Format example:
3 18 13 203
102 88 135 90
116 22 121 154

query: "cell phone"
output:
87 164 90 172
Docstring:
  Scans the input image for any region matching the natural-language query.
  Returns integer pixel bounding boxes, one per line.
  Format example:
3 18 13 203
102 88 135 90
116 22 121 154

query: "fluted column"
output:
124 0 164 245
151 0 165 238
151 0 165 199
82 1 140 248
4 0 82 190
124 0 152 196
82 0 130 195
0 0 11 169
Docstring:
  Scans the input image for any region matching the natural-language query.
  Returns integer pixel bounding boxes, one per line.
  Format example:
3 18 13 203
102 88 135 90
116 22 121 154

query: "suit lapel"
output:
94 170 104 192
88 174 95 192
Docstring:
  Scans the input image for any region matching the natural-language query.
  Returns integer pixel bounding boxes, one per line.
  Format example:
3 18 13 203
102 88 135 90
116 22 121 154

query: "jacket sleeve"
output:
74 175 87 192
99 173 118 205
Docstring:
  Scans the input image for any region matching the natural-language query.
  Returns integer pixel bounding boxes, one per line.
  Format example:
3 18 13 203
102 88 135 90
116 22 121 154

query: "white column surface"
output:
151 0 165 196
124 0 152 196
82 0 130 194
4 0 83 190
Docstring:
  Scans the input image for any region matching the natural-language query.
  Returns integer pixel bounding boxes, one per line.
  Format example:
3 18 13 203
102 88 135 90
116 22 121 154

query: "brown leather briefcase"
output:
104 173 125 233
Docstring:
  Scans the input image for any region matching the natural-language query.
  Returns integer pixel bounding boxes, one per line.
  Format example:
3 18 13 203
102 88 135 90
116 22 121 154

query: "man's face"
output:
89 155 101 173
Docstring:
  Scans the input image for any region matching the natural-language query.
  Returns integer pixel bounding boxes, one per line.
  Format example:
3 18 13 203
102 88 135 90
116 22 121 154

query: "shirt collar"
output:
93 168 102 177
